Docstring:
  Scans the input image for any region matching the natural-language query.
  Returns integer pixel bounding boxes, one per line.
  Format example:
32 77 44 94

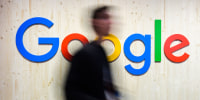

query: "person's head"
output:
92 6 112 37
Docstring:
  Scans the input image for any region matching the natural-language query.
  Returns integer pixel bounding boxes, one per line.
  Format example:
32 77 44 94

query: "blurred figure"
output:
64 6 119 100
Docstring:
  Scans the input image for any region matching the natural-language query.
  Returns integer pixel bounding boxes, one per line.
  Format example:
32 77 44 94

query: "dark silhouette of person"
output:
64 6 119 100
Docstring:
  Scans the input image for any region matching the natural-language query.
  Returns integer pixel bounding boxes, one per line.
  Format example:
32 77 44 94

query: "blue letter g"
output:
124 33 151 75
16 17 59 62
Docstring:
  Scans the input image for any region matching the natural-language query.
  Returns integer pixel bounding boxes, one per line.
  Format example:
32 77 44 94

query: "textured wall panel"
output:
0 0 200 100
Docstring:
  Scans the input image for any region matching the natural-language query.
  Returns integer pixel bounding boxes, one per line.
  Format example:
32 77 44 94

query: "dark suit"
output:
65 41 115 100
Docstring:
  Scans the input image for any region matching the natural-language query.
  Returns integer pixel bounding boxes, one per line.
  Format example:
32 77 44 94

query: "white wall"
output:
1 0 200 100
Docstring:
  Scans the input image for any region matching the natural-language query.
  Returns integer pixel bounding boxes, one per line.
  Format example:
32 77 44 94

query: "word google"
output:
16 17 190 75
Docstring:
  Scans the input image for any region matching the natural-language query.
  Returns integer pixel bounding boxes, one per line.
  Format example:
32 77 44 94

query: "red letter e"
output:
164 34 189 63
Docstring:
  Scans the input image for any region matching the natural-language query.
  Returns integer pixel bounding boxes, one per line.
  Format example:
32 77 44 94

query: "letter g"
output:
124 34 151 75
16 17 59 62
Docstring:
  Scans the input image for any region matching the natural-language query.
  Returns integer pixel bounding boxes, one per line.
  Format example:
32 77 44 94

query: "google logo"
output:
16 17 190 75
